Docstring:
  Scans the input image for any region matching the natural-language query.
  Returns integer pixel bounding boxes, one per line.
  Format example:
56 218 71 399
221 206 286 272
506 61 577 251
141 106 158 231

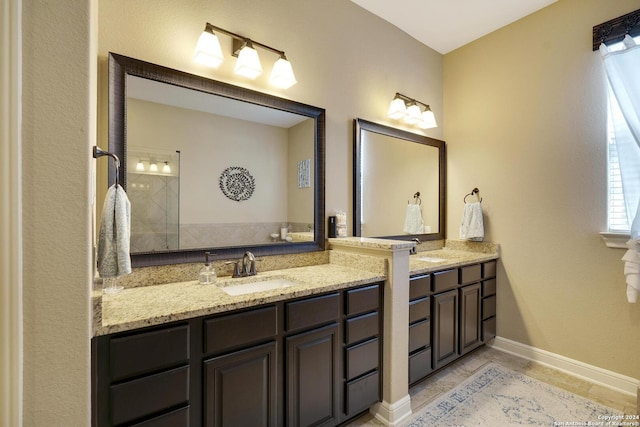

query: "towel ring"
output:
463 188 482 203
412 191 422 205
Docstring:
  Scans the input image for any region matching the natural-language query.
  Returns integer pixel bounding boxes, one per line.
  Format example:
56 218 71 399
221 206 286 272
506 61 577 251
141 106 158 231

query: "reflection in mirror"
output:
354 118 446 241
108 53 325 266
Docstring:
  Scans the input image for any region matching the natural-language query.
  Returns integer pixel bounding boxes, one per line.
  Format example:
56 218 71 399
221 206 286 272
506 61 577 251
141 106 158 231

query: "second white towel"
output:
403 204 425 234
459 201 484 241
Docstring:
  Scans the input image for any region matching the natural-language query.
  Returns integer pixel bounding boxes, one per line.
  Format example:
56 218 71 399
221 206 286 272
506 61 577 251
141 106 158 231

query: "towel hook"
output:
93 146 120 187
463 188 482 203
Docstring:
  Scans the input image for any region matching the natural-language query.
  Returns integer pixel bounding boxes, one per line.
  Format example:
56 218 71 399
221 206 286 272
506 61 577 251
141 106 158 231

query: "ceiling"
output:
350 0 558 54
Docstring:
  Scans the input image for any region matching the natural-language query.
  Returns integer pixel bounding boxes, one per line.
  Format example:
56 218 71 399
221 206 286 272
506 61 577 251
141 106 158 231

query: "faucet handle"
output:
225 260 243 278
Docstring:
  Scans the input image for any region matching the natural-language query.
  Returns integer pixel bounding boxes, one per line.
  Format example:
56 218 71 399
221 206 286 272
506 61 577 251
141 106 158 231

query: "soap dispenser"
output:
199 251 217 285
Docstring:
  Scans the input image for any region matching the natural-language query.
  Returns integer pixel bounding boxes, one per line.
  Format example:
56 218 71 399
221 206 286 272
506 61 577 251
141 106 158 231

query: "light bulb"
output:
162 162 171 174
419 109 437 129
193 27 224 68
404 103 421 124
387 97 407 119
269 56 297 89
234 41 262 79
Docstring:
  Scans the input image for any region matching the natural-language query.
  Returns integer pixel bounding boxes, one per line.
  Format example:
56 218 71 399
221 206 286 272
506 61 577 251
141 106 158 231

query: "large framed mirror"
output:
108 53 325 267
353 118 445 241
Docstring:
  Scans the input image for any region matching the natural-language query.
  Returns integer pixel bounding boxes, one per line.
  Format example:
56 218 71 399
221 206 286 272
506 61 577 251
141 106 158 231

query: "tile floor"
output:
346 345 638 426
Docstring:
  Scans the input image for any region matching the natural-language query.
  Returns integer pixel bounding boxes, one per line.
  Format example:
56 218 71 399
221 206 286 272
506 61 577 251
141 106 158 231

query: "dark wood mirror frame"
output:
108 53 326 267
353 118 446 242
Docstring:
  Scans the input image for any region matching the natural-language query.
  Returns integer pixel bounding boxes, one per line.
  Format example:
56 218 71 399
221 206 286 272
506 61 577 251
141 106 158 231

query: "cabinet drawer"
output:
483 317 496 341
408 319 430 353
483 295 496 320
460 264 481 285
409 275 430 300
110 324 189 382
483 260 497 278
204 306 277 355
345 312 379 345
131 406 190 427
346 338 379 381
286 293 340 331
110 366 189 426
346 284 380 316
345 370 379 415
482 278 496 297
432 269 458 293
409 297 430 324
409 347 431 384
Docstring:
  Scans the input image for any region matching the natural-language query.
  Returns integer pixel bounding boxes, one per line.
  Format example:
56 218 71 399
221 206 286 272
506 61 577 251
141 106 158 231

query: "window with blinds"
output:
607 95 629 231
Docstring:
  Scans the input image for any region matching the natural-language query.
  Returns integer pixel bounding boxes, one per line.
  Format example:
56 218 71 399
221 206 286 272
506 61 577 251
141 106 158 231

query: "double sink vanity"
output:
93 53 498 426
91 240 498 426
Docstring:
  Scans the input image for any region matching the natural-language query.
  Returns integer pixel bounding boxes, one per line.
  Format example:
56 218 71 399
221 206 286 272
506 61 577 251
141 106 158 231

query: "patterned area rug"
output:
405 363 621 426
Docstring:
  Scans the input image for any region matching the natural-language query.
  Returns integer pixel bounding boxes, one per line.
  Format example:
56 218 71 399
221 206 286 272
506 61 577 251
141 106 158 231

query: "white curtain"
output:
601 35 640 302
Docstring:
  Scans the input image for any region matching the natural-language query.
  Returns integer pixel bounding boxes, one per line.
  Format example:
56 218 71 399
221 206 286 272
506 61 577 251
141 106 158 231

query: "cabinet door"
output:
459 283 482 355
432 289 458 370
286 323 340 427
204 341 277 427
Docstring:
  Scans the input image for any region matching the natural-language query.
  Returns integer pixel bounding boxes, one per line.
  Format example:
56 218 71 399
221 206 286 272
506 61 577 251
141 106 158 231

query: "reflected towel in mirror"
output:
403 204 425 234
97 184 132 278
459 201 484 241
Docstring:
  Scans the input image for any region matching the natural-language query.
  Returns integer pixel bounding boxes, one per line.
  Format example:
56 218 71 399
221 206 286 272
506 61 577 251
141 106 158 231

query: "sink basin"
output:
219 278 298 296
414 256 448 263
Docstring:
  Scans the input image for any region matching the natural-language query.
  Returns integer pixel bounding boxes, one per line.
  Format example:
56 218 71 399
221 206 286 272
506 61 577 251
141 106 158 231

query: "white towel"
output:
621 240 640 303
403 204 425 234
97 184 132 278
459 202 484 241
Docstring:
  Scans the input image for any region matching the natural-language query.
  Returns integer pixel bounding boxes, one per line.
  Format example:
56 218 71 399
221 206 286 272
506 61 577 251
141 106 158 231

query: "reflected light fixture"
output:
387 92 437 129
162 162 171 174
149 162 158 172
194 22 297 89
136 159 145 172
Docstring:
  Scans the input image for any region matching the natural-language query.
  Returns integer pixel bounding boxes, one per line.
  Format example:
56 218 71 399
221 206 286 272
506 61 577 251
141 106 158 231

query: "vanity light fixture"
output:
162 161 171 174
135 160 145 172
149 162 158 173
194 22 297 88
387 93 438 129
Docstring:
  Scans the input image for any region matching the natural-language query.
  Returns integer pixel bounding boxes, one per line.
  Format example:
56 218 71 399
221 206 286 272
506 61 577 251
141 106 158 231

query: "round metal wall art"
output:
219 166 255 201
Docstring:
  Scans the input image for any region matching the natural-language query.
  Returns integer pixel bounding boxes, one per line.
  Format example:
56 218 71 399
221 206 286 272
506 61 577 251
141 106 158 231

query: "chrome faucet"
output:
410 238 421 255
242 251 256 276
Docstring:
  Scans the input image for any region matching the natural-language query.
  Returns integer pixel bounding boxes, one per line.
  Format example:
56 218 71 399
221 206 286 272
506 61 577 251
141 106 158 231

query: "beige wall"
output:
444 0 640 378
21 0 96 425
97 0 444 226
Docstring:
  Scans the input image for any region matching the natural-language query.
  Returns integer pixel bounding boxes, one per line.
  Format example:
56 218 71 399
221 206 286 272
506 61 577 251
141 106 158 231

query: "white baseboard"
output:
490 336 639 397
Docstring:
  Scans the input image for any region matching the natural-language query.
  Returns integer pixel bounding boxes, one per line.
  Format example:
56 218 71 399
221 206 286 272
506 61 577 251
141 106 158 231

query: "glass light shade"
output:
404 103 421 124
149 163 158 172
419 109 437 129
387 98 407 119
135 160 145 172
162 162 171 173
234 44 262 79
193 30 224 68
269 57 297 89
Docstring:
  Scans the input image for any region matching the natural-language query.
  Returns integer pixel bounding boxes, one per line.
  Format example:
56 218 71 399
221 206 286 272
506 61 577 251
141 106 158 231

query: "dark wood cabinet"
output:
432 289 459 370
93 282 383 427
204 341 277 427
286 324 340 427
409 259 498 385
459 283 482 355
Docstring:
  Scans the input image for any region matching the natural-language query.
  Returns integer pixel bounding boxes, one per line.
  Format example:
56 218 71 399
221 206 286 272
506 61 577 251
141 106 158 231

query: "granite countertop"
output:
410 248 499 275
95 263 385 336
